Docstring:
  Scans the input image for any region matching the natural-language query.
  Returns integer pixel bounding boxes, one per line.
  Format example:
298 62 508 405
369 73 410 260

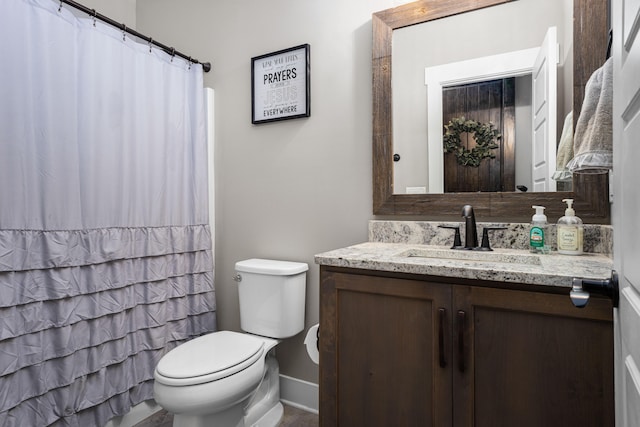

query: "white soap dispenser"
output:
530 205 548 254
557 198 584 255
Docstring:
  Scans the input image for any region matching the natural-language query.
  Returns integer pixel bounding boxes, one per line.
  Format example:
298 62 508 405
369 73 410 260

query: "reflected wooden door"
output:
531 26 558 192
442 78 515 193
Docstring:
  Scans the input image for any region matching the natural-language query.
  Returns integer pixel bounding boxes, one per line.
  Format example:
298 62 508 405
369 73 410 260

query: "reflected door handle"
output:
570 270 619 308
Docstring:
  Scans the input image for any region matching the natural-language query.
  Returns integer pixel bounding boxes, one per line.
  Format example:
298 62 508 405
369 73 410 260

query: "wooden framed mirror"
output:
372 0 610 223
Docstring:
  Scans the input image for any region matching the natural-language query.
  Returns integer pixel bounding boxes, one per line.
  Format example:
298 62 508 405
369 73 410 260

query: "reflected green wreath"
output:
443 117 501 167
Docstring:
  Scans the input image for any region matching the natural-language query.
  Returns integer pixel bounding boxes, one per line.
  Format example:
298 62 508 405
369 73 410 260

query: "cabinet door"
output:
453 285 614 427
320 270 452 427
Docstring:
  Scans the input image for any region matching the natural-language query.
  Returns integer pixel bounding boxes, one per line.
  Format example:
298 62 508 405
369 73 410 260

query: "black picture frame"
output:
251 44 310 124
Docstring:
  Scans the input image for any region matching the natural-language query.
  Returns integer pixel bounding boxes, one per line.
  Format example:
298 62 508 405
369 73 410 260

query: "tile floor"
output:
133 404 318 427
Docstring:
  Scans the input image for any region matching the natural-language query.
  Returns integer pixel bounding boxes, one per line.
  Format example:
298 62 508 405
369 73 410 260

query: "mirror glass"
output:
392 0 573 194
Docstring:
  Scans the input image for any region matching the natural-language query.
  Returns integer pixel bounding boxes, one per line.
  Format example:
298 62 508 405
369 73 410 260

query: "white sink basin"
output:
396 247 542 266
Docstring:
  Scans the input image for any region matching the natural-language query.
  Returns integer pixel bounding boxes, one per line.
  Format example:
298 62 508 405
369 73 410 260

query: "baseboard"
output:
279 374 319 414
104 400 162 427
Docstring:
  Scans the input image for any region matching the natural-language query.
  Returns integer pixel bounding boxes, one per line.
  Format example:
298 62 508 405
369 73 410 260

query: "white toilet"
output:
153 258 308 427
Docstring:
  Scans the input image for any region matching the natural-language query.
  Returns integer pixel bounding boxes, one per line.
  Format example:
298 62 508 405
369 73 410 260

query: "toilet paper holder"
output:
304 324 320 364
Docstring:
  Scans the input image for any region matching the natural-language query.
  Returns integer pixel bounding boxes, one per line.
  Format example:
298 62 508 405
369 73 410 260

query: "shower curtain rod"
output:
58 0 212 72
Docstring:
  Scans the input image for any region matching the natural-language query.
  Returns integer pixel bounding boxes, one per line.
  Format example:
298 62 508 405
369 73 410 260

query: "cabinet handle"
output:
438 308 446 368
457 310 466 373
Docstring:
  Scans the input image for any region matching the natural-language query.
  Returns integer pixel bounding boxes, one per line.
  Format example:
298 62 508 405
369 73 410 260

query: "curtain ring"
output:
122 24 127 41
170 47 175 63
188 56 192 70
148 38 153 53
91 9 97 27
58 1 63 12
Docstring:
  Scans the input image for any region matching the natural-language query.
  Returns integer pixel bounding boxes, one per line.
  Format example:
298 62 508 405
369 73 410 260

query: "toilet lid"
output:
155 331 265 382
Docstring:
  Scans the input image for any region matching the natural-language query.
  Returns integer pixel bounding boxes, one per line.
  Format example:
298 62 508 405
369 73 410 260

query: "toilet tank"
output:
235 259 308 339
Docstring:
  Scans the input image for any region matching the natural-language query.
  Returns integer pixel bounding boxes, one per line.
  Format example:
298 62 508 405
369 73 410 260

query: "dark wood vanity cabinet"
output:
319 268 453 426
319 266 614 427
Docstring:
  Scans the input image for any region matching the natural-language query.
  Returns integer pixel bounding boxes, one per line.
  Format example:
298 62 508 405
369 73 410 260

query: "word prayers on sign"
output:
252 45 310 124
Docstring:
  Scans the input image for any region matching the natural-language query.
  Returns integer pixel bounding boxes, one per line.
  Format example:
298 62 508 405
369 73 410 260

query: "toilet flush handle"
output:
233 273 242 282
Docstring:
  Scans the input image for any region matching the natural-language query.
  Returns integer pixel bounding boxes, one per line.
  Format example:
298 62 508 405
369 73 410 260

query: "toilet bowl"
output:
154 331 280 426
153 259 308 427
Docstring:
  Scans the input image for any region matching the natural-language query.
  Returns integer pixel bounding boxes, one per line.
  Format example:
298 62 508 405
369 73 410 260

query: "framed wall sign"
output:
251 44 310 124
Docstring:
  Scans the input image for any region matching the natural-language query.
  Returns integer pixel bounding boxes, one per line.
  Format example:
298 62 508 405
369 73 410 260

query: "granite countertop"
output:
314 242 613 288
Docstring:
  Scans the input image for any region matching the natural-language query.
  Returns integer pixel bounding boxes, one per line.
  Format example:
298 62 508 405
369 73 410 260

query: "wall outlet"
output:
406 186 427 194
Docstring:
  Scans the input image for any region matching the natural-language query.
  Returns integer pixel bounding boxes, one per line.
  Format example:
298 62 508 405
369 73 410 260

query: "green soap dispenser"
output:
557 198 584 255
530 206 548 254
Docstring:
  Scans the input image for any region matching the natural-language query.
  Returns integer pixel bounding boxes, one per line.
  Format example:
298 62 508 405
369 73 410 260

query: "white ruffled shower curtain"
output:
0 0 216 425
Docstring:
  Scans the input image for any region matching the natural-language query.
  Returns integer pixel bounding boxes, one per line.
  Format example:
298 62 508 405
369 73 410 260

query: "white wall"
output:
134 0 406 384
515 75 533 189
78 0 136 28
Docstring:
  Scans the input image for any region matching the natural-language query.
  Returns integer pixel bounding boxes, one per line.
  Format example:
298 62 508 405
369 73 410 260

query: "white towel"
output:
552 111 574 181
567 57 613 173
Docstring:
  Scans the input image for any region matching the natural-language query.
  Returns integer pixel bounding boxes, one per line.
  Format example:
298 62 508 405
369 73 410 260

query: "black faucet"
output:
462 205 478 250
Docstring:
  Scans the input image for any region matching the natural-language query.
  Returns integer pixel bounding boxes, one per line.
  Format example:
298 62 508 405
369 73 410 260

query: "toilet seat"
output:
155 331 265 387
